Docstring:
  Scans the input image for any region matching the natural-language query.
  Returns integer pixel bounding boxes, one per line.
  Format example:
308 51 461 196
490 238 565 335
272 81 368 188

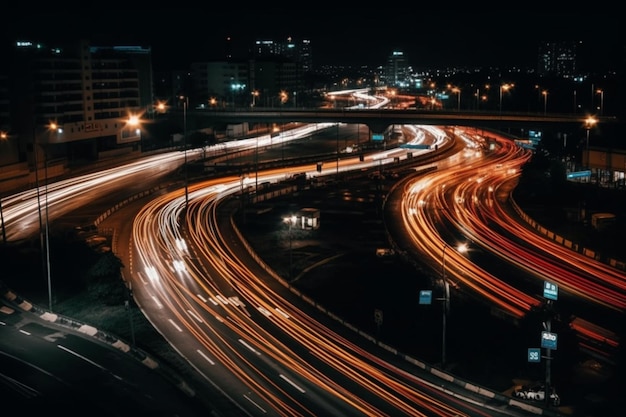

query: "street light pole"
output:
585 117 597 169
240 175 248 224
44 145 52 311
441 241 468 368
499 83 513 115
336 123 340 180
181 96 189 206
441 243 449 367
33 129 46 300
596 89 604 116
542 90 548 115
255 137 259 193
284 215 296 279
0 195 5 244
0 133 6 244
452 87 460 111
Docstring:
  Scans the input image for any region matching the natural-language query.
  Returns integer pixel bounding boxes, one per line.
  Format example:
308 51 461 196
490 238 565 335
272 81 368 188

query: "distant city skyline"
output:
2 10 623 71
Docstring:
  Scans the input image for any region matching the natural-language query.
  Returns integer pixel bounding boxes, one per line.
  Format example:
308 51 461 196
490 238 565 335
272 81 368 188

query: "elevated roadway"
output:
188 108 620 134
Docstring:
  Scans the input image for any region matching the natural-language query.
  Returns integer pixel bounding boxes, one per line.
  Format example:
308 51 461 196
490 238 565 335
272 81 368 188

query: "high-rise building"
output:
253 36 313 73
190 61 250 107
537 41 578 78
384 50 410 87
6 39 153 172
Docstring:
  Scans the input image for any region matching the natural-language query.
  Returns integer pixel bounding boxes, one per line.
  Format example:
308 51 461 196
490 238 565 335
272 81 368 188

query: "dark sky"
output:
2 9 622 71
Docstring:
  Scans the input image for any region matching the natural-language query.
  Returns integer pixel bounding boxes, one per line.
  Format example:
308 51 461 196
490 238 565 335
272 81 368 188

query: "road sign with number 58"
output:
528 348 541 363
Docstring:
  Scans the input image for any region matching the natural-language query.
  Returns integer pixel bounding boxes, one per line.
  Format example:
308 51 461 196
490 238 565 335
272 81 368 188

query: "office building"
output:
5 39 152 181
537 41 578 78
384 50 411 87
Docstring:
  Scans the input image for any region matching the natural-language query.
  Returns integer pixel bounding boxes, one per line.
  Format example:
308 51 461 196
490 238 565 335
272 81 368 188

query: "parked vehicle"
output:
513 384 560 407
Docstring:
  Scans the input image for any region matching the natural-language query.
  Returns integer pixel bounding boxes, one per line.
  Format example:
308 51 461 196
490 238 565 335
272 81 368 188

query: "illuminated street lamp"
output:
284 215 297 279
255 135 259 193
596 89 604 116
179 95 189 206
441 241 468 367
585 116 598 169
35 121 60 312
451 87 461 111
126 113 141 150
499 83 513 114
251 90 259 107
542 90 548 115
155 101 167 114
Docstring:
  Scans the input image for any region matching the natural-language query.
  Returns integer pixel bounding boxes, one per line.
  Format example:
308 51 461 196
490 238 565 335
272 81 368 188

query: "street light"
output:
596 89 604 116
251 90 259 107
585 116 598 169
0 131 7 244
255 135 259 193
240 175 249 223
441 241 468 368
336 123 340 179
179 95 189 206
284 215 297 279
451 87 461 111
33 121 58 312
542 90 548 115
126 113 141 151
499 83 513 114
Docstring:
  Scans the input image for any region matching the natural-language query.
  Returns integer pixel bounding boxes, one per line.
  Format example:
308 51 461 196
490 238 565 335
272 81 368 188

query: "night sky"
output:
2 9 622 71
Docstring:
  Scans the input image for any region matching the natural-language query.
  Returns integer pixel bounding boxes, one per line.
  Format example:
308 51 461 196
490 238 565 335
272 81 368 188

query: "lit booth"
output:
296 208 320 230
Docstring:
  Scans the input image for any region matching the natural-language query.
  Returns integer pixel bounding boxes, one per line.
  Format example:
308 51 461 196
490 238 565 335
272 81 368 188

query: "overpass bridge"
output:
187 108 620 134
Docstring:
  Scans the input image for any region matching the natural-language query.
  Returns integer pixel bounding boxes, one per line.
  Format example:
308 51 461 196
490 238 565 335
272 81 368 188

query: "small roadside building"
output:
296 208 320 230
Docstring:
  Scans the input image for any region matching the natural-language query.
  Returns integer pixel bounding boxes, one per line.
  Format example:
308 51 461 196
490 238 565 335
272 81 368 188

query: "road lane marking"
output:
280 374 306 393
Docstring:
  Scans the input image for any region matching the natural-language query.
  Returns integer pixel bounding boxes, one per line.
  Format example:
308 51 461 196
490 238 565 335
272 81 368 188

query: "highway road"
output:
101 124 567 416
0 288 208 416
2 118 619 415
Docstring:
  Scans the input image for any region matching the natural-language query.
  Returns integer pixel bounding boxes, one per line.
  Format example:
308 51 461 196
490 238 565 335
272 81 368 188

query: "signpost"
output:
542 281 558 407
541 331 558 350
419 290 432 305
528 348 541 363
543 281 558 301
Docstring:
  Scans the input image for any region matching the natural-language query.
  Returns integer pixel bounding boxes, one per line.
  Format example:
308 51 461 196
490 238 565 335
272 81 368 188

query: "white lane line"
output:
238 339 260 355
243 393 267 414
196 349 215 365
168 319 183 332
187 309 203 323
279 374 306 393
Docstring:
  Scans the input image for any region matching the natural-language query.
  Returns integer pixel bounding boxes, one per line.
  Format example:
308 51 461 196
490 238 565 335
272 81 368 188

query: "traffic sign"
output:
419 290 432 305
543 281 558 301
528 348 541 363
541 331 558 350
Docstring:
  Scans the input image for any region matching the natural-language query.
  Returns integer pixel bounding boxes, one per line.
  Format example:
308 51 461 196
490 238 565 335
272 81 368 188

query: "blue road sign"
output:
541 331 558 350
543 281 558 300
528 348 541 363
419 290 432 305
